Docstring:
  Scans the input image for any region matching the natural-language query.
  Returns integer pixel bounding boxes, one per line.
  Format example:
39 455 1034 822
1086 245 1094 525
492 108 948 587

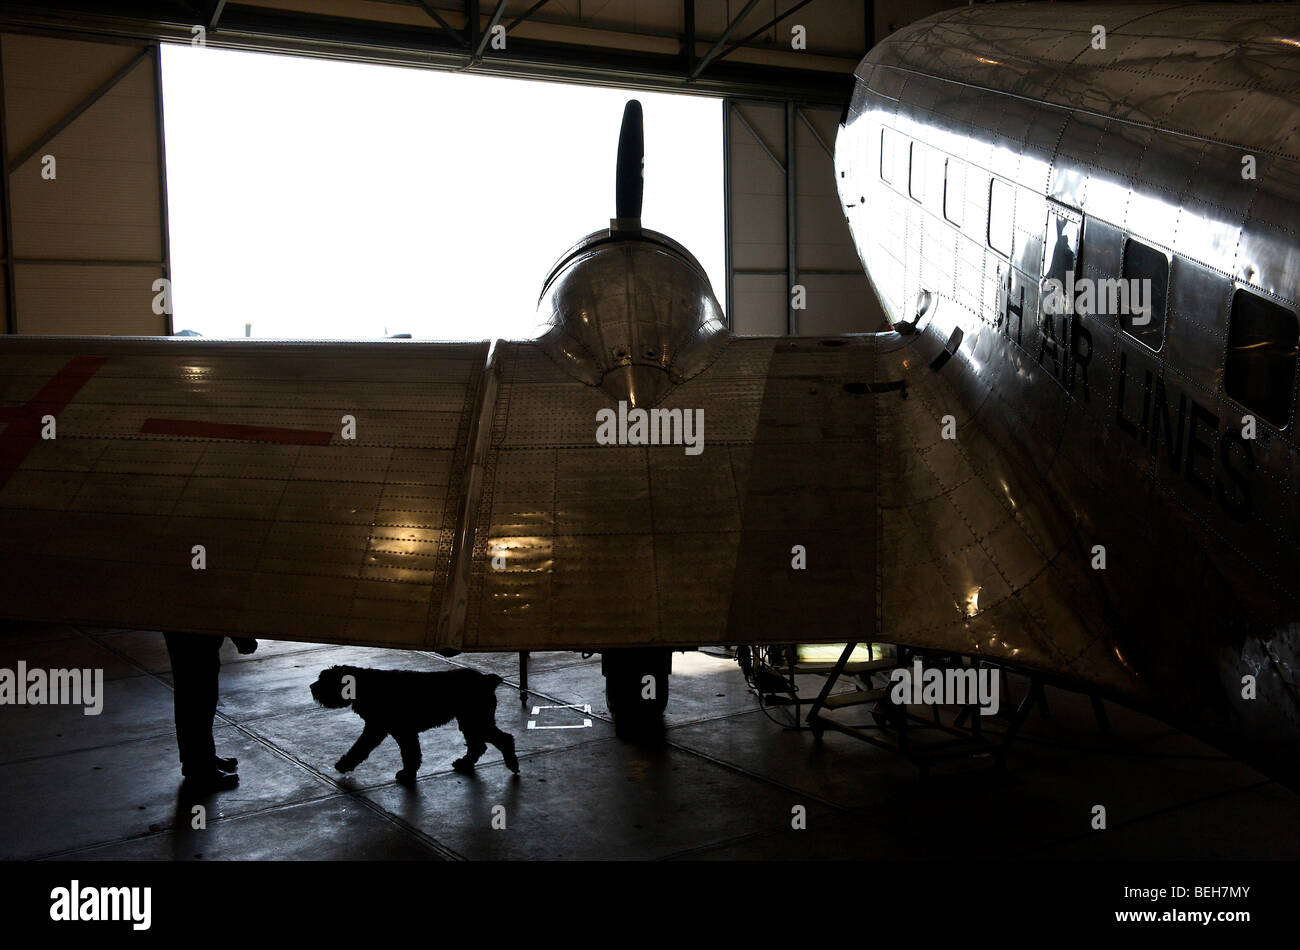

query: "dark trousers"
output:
162 632 223 776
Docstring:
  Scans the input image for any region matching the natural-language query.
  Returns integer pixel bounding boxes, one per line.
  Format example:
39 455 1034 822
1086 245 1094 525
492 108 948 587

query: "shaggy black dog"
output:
309 665 520 785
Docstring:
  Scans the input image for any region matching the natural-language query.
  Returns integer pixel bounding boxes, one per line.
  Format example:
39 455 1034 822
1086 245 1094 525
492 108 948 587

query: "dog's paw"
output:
395 768 417 786
451 757 475 775
335 757 356 773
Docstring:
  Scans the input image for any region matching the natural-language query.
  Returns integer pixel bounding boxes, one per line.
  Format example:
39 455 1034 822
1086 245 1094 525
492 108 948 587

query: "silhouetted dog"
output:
309 665 520 785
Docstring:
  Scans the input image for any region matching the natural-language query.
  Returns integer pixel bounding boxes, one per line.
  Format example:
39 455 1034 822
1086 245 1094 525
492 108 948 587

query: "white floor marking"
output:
527 720 593 730
527 703 593 729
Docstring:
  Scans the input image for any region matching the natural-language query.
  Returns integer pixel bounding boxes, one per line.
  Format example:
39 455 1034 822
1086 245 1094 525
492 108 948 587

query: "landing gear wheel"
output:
602 648 671 740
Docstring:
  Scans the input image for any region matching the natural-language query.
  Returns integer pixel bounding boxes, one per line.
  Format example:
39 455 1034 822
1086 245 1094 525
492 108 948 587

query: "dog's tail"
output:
484 673 503 689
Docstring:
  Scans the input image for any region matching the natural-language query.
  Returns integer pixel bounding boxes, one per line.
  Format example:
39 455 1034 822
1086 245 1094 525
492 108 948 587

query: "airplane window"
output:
926 149 945 211
909 141 926 202
944 158 965 226
1225 290 1299 428
988 178 1013 256
1044 210 1079 288
880 128 896 184
1080 216 1121 281
1120 238 1169 350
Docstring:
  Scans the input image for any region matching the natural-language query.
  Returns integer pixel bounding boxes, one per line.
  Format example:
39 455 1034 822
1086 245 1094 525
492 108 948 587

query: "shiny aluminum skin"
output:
536 226 729 407
835 2 1300 781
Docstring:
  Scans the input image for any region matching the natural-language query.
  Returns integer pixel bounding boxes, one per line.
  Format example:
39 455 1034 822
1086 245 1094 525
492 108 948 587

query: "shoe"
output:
182 770 239 793
214 756 238 773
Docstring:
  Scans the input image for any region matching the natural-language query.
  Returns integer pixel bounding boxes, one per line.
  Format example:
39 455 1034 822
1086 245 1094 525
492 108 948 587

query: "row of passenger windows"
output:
878 126 1300 429
881 130 969 230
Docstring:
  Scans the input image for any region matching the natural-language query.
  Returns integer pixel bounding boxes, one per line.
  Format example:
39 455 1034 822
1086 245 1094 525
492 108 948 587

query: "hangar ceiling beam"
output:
0 2 855 104
466 0 479 55
7 45 150 173
683 0 695 72
506 0 553 34
710 0 821 72
474 0 508 59
413 0 469 47
691 0 764 78
208 0 226 30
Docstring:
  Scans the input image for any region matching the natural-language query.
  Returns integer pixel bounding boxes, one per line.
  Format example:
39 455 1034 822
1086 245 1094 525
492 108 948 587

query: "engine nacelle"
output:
535 227 729 407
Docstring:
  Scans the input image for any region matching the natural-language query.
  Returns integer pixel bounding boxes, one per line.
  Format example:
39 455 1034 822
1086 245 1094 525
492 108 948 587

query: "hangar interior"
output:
0 0 1298 861
0 0 901 338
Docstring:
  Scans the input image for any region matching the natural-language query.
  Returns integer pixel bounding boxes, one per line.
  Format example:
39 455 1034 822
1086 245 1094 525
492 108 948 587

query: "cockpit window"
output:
1225 289 1298 428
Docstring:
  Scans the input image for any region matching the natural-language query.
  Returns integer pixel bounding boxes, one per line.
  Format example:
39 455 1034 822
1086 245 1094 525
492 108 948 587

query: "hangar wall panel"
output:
0 32 169 335
725 99 880 337
13 263 163 335
732 272 786 337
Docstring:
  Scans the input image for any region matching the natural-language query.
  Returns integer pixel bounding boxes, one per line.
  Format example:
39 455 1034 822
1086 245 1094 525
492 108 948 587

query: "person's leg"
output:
163 632 228 782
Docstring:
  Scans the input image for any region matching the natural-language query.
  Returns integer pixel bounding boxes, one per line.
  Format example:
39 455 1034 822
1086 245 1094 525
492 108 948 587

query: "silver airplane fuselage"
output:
834 3 1300 779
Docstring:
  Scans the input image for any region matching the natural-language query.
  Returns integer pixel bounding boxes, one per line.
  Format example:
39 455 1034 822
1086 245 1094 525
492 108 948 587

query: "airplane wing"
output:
456 331 1136 698
0 331 1137 698
0 336 486 649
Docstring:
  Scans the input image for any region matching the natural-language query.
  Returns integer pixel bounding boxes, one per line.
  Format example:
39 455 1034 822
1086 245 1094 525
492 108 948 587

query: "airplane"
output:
0 2 1296 783
832 1 1300 782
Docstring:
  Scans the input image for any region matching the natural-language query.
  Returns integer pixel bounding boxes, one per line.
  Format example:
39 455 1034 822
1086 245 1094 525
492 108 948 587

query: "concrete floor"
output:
2 620 1298 861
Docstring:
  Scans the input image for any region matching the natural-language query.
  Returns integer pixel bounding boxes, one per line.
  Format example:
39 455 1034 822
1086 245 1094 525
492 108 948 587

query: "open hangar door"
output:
0 1 888 341
724 98 881 336
0 31 168 335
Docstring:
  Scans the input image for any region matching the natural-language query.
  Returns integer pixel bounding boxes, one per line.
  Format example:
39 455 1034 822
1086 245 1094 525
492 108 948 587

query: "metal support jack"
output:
806 643 1017 778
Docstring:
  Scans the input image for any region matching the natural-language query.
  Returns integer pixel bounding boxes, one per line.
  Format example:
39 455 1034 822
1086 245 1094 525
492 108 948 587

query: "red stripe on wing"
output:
140 418 334 445
0 356 108 491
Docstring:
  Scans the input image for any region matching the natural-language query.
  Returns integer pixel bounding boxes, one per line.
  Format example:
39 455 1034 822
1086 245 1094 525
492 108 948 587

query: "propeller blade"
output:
615 99 644 221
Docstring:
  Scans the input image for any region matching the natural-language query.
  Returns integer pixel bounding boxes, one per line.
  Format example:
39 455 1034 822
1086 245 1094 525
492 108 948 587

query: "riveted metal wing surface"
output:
454 328 1136 701
0 337 486 649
